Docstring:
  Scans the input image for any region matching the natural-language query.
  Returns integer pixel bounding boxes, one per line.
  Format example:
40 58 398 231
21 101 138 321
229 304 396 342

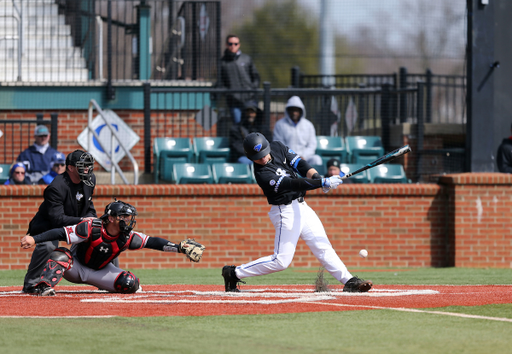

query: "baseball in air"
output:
359 249 368 258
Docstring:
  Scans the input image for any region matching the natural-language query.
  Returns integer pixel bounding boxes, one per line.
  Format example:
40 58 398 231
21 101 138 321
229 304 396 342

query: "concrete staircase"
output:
0 0 88 82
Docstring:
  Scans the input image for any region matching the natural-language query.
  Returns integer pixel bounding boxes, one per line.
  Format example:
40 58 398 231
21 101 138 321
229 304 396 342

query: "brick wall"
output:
1 173 510 271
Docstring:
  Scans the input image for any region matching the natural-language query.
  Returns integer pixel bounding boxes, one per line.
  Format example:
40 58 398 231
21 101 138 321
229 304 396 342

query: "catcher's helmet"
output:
243 132 271 161
101 199 138 234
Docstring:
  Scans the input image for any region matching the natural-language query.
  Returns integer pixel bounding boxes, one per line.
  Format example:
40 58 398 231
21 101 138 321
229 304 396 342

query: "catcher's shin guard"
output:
35 247 73 289
114 271 140 294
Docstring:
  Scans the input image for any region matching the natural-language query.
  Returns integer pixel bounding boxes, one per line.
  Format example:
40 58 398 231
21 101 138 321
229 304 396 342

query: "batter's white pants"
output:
235 199 353 284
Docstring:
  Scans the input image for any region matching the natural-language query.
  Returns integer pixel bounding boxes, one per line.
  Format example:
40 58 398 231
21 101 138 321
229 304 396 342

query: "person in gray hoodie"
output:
273 96 322 166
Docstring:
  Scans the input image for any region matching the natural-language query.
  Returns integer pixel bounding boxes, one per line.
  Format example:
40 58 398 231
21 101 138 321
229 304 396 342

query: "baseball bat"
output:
341 144 412 179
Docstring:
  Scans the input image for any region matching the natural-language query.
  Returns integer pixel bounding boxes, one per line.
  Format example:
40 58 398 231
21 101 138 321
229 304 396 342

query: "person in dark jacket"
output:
4 162 31 185
22 150 97 294
229 101 273 164
497 124 512 173
219 34 260 124
17 125 58 184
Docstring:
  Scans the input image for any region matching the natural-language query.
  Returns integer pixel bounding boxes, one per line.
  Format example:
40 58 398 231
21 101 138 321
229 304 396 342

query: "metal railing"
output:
143 82 424 177
87 99 139 185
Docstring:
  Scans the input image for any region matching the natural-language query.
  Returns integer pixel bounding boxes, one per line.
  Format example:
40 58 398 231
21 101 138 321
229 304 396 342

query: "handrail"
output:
96 16 103 80
87 99 139 185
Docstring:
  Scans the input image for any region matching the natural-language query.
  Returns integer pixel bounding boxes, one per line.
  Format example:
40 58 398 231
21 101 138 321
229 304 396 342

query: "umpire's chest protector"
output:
74 219 133 270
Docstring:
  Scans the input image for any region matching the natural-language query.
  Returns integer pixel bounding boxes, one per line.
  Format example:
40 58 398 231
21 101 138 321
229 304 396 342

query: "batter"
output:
222 132 373 293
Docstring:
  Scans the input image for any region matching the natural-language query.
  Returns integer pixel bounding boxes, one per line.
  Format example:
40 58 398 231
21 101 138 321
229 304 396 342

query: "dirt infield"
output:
1 285 511 318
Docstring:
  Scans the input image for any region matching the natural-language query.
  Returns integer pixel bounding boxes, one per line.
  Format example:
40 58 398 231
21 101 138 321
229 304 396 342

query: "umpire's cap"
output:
243 132 270 161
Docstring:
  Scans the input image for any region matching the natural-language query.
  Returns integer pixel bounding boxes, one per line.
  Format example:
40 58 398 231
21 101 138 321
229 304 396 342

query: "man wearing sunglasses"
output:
4 162 30 185
38 152 67 185
219 34 260 124
16 125 58 184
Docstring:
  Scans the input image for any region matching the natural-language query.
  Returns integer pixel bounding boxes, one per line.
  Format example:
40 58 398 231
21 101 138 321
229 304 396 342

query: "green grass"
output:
1 267 511 354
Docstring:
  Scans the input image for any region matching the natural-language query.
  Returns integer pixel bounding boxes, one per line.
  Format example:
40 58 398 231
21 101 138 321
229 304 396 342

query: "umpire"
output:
22 150 97 294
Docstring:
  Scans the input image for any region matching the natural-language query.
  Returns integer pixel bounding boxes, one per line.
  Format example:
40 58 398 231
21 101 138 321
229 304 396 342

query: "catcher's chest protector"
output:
75 219 134 270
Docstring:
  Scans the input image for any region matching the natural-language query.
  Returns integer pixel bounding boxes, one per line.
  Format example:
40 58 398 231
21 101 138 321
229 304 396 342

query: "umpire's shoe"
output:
222 265 244 292
343 276 373 293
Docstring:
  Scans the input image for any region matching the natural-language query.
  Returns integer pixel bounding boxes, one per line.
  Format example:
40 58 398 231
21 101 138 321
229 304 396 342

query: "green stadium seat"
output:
345 136 384 165
339 163 370 183
315 136 347 164
212 163 253 184
153 137 193 183
0 164 10 184
173 163 214 184
368 164 410 183
193 137 230 164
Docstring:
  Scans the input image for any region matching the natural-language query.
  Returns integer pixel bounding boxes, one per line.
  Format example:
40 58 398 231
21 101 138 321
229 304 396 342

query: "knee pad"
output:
114 271 140 294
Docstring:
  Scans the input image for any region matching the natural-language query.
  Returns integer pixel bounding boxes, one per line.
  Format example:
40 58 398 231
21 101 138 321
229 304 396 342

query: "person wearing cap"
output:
16 125 58 184
229 100 273 164
22 149 97 294
4 162 30 185
38 152 66 185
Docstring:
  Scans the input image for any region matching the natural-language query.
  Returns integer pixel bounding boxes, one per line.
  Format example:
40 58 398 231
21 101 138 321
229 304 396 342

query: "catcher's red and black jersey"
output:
63 219 149 270
253 141 306 205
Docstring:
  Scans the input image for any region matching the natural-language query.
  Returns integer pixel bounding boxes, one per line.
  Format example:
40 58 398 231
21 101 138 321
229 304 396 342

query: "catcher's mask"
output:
101 199 138 234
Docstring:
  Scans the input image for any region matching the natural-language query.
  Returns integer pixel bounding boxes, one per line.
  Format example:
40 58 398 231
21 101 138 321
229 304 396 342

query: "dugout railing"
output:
142 82 440 182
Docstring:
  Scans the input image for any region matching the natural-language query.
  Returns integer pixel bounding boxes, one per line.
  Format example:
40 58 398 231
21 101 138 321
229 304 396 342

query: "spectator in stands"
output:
325 158 353 183
273 96 322 165
38 152 66 185
325 158 342 177
4 162 30 185
497 123 512 173
230 101 272 164
17 125 58 184
219 34 260 124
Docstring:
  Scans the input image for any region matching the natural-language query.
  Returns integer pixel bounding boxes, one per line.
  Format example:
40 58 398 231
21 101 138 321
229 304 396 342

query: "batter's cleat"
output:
343 276 373 293
222 265 245 292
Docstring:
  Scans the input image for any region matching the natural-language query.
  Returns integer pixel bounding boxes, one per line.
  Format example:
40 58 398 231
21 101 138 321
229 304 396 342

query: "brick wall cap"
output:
439 173 512 185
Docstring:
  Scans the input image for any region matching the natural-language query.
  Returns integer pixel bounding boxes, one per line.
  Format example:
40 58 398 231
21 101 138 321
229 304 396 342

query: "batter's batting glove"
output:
322 175 343 193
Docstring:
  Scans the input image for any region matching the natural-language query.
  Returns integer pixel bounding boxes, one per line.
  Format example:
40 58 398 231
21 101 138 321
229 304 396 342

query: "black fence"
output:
0 113 58 165
293 66 466 125
142 82 445 181
0 0 221 85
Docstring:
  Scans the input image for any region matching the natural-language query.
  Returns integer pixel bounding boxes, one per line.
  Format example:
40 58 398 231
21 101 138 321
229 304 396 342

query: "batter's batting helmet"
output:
101 199 138 234
243 132 270 161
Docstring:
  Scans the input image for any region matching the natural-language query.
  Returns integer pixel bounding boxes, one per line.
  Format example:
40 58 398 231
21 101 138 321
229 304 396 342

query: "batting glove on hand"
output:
322 175 343 193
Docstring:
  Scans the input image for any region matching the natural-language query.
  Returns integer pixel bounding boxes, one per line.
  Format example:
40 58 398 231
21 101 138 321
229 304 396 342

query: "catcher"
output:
20 199 205 296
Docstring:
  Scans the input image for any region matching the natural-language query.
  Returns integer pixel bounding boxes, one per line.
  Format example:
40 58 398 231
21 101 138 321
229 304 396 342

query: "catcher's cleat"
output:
343 276 373 293
222 265 245 292
35 284 56 297
22 286 41 295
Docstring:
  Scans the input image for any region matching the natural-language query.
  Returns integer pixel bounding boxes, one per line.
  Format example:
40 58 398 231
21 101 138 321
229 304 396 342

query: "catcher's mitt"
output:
179 239 205 262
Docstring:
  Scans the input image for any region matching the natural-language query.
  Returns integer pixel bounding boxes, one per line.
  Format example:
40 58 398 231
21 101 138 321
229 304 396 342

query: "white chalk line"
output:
0 316 115 319
80 288 439 305
310 301 512 323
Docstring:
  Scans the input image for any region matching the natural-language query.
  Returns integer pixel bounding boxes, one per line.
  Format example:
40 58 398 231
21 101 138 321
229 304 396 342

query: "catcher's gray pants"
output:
23 240 119 291
64 255 125 293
